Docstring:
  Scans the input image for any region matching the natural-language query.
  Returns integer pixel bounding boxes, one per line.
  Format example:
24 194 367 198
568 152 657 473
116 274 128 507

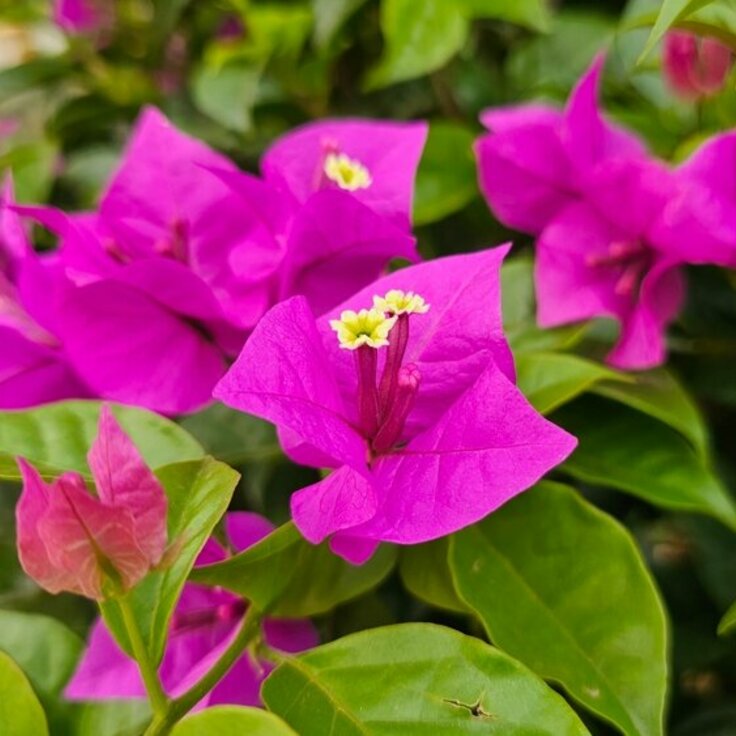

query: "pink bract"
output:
15 405 167 600
65 512 318 708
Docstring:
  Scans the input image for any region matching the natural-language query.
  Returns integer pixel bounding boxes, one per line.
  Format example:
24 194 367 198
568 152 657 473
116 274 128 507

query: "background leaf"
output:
191 521 396 617
101 458 238 665
718 601 736 636
450 482 669 736
263 623 591 735
554 397 736 530
0 401 203 482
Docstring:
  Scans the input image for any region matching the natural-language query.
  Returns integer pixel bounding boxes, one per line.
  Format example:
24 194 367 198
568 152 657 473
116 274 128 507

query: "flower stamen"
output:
323 152 372 191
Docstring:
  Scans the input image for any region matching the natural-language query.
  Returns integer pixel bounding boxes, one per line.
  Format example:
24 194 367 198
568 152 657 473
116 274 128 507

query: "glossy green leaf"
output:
413 122 478 225
450 482 668 736
0 610 82 698
366 0 468 89
263 623 591 735
0 401 203 482
69 700 151 736
461 0 552 32
171 706 297 735
638 0 713 60
190 522 396 617
592 368 709 456
0 650 49 736
718 601 736 636
191 61 260 133
101 458 238 665
554 397 736 530
516 352 625 415
399 538 468 613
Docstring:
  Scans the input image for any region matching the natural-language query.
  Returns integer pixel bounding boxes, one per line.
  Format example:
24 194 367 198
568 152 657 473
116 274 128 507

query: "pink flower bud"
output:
54 0 105 34
663 31 733 100
15 405 167 600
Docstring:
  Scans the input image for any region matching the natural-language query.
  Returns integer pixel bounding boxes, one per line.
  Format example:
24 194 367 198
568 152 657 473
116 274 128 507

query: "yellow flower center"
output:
330 308 397 350
323 152 372 191
373 289 430 316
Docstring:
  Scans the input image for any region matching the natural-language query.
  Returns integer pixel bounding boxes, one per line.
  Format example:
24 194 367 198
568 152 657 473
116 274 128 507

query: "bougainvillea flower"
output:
475 55 645 234
535 157 687 369
261 119 428 230
66 512 318 708
14 109 418 414
663 31 733 100
53 0 104 33
0 178 88 408
15 405 167 600
215 247 577 564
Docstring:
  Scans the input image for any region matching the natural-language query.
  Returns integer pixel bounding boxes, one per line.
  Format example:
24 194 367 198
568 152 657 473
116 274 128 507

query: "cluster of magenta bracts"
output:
8 47 736 711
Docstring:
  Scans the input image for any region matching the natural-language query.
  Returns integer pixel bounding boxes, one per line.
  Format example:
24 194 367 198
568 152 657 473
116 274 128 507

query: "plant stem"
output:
143 604 263 736
118 597 168 717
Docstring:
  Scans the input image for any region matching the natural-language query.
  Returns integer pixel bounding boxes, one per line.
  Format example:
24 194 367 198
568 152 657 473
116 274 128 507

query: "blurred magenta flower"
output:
16 405 167 600
0 177 88 408
476 56 736 370
663 31 732 100
18 109 420 414
53 0 104 33
215 248 577 564
262 119 428 232
65 512 318 708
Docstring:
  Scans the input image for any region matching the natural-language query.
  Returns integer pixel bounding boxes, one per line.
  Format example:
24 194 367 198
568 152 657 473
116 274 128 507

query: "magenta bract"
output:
215 247 577 564
663 31 733 100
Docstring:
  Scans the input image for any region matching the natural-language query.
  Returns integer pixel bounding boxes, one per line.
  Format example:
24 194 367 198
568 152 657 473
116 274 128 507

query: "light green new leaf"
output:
101 458 238 665
450 482 668 736
592 368 709 456
0 611 82 699
366 0 468 89
413 122 478 225
555 397 736 530
0 400 203 482
0 651 49 736
171 706 297 735
399 537 468 613
516 352 626 415
312 0 368 48
191 521 396 616
263 624 590 735
638 0 715 60
718 601 736 636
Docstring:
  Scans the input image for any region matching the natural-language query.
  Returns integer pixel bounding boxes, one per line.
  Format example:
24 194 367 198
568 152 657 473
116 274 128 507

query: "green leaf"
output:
638 0 714 61
718 601 736 636
0 611 82 699
0 57 71 99
190 522 396 617
450 482 668 736
592 368 709 456
461 0 552 32
516 352 626 415
180 403 279 466
101 458 238 665
0 650 49 736
263 623 591 735
366 0 468 89
69 701 151 736
191 61 261 134
413 122 478 226
1 141 58 203
399 538 468 613
0 400 204 482
554 397 736 530
312 0 369 48
171 706 297 735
